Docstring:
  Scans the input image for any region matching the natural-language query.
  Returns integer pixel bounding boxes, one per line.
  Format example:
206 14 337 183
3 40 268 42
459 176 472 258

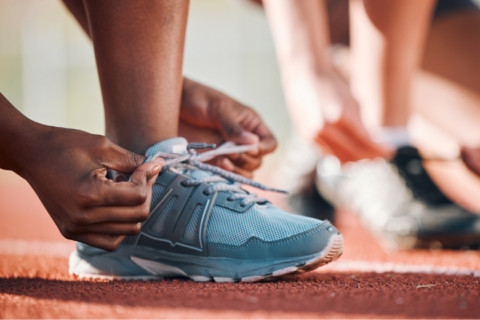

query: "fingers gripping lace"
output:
145 142 287 206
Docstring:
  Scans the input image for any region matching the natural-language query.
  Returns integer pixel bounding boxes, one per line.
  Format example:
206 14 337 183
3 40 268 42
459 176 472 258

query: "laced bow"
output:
145 142 287 207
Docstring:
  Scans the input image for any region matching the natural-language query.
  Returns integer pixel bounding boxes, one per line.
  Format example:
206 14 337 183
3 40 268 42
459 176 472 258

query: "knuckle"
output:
111 236 125 251
243 108 260 124
104 241 119 252
91 136 115 164
128 151 143 168
68 224 82 234
60 227 74 240
235 155 248 167
95 136 112 151
77 188 99 208
244 107 257 118
70 213 89 226
270 138 278 151
251 158 262 170
126 223 142 235
214 97 232 111
90 136 112 158
228 153 240 160
139 207 150 221
133 189 148 205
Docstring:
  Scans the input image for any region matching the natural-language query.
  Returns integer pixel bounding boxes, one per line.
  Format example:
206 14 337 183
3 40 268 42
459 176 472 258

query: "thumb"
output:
129 157 164 187
217 111 259 145
104 143 147 174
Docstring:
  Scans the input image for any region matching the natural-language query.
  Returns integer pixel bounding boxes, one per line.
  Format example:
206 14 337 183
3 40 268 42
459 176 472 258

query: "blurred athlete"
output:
264 0 480 249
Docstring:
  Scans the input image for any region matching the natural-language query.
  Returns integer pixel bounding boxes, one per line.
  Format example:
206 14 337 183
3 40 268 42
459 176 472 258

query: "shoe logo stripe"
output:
134 174 217 255
198 199 210 250
146 188 173 223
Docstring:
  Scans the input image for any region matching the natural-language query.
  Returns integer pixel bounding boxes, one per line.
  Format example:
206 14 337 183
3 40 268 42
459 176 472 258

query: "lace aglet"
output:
187 143 217 150
270 188 289 195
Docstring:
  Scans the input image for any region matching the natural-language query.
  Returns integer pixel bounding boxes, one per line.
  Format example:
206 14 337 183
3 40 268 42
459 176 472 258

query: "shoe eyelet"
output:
203 190 210 196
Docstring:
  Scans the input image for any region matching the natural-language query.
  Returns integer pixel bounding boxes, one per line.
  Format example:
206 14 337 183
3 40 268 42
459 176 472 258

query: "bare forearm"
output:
264 0 336 139
350 0 435 128
0 93 45 176
264 0 331 76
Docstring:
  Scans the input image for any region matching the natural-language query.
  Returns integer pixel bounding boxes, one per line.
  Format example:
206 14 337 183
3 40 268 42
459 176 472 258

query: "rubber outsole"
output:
69 234 344 283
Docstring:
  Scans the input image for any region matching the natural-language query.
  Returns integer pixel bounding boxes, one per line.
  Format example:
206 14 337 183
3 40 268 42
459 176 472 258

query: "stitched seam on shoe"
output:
214 200 254 212
207 223 329 251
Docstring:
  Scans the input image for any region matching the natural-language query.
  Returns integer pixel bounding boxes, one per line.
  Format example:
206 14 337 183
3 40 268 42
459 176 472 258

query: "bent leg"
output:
64 0 189 154
414 10 480 149
410 9 480 210
349 0 435 129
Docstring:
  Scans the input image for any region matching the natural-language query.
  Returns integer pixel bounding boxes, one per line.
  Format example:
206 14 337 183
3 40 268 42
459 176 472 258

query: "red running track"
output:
1 171 479 318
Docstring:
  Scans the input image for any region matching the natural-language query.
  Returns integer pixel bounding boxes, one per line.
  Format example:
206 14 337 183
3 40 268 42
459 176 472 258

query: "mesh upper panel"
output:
151 196 178 234
183 204 203 241
151 184 166 206
145 138 323 247
206 205 323 246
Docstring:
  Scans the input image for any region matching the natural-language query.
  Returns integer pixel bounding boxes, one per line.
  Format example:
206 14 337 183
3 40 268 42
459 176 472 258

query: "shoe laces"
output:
145 142 287 207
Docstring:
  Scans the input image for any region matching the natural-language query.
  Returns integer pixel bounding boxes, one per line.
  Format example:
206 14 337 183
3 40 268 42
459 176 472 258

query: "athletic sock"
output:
374 126 410 149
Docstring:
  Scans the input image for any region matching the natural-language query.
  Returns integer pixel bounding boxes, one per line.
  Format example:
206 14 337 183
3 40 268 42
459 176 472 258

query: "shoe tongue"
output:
145 137 220 183
145 137 188 157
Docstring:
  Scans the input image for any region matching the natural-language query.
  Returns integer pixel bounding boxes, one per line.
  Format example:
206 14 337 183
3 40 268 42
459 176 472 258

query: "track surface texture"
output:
1 171 480 318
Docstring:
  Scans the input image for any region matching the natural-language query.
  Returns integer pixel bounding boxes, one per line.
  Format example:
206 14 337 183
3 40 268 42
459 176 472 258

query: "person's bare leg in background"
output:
411 8 480 212
416 9 480 173
349 0 435 131
350 1 480 212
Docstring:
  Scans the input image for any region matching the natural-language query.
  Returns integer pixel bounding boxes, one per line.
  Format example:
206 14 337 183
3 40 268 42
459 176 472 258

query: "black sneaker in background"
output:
288 170 336 224
390 146 480 249
316 146 480 250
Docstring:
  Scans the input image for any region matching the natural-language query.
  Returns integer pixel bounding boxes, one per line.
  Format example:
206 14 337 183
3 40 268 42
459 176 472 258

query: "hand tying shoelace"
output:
145 142 287 207
71 137 343 282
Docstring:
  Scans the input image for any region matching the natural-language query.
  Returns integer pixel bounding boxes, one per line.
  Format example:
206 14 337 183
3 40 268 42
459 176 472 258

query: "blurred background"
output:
0 0 291 183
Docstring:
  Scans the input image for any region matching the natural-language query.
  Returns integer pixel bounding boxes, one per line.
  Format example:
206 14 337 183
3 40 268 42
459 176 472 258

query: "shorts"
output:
434 0 479 19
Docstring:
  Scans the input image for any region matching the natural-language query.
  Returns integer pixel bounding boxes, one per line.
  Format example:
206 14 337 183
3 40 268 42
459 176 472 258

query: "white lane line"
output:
1 239 480 278
0 239 74 257
321 260 480 277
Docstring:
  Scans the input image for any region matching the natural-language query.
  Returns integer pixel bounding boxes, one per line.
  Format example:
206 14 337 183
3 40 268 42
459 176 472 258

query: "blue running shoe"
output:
69 138 343 282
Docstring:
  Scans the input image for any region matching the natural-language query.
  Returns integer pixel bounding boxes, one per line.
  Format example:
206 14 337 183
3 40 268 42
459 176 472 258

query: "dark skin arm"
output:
178 78 277 178
83 0 189 154
62 0 277 178
0 93 163 251
263 0 391 164
0 0 189 251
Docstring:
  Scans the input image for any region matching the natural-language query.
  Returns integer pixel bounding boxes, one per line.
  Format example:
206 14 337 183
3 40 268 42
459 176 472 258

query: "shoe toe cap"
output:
208 222 340 260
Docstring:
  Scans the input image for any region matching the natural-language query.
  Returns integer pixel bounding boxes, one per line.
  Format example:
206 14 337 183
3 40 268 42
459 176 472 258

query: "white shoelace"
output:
146 142 287 207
